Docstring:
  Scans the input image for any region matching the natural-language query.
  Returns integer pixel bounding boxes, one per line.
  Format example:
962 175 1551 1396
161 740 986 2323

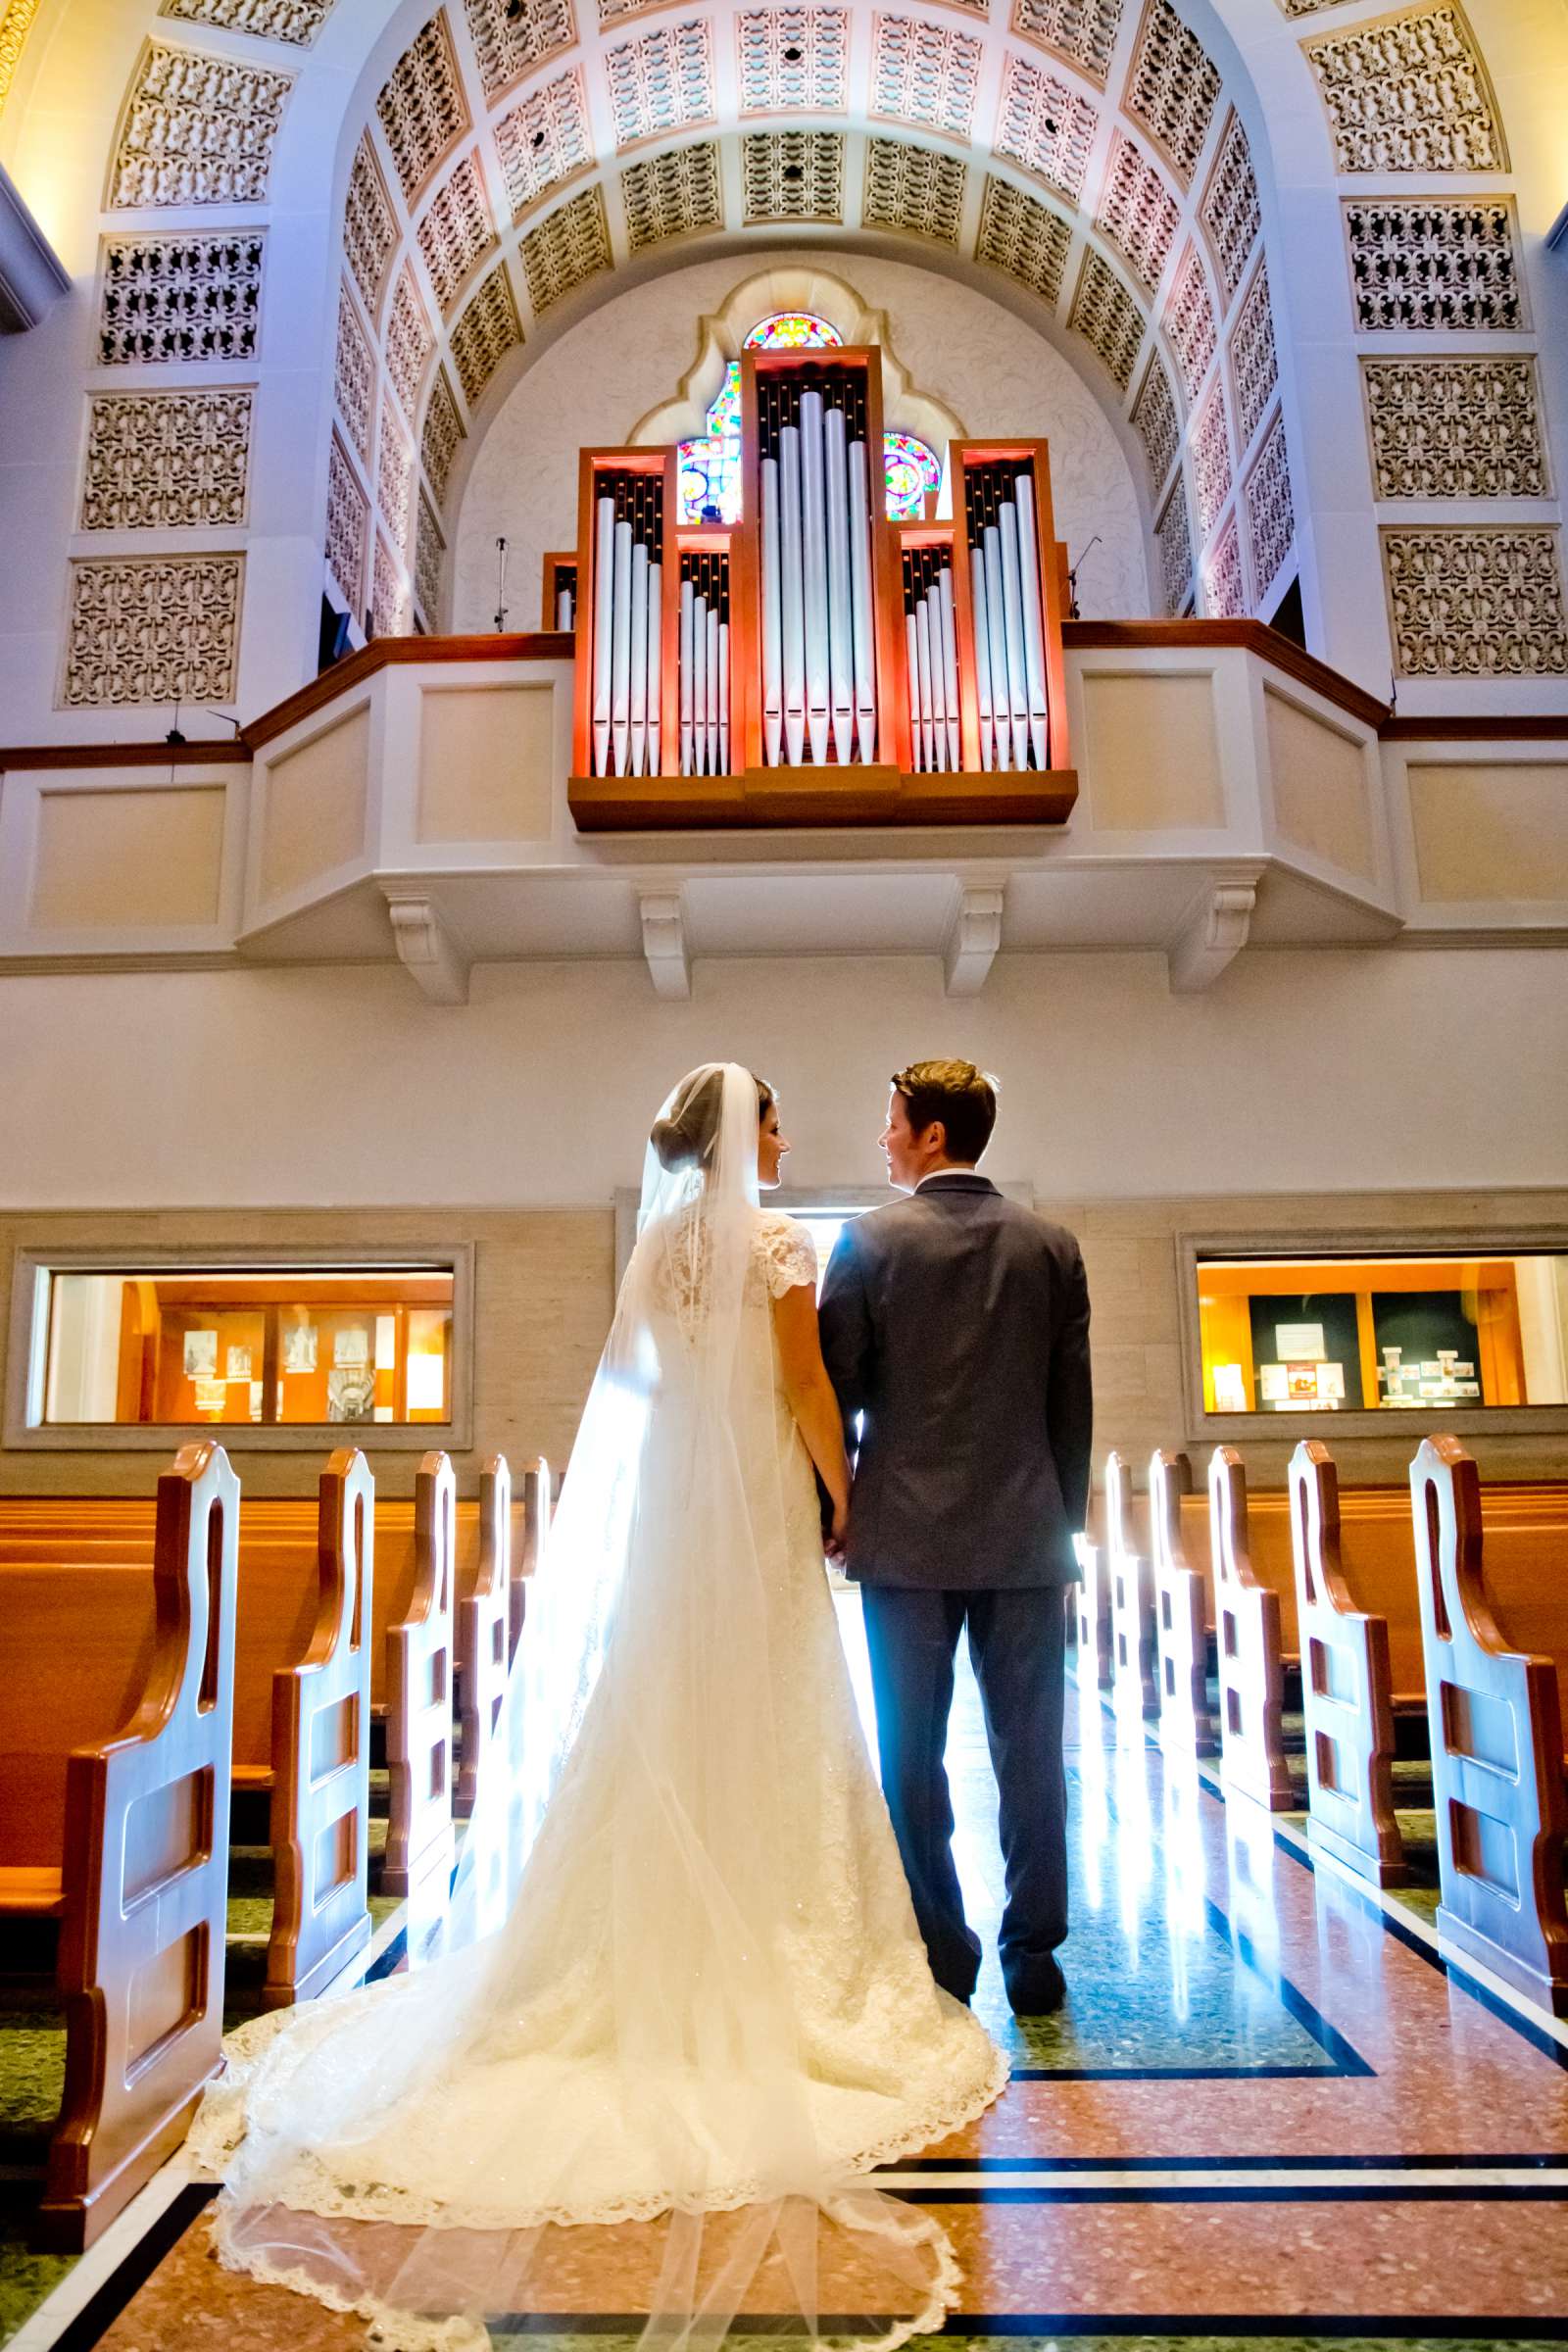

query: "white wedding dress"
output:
190 1064 1004 2351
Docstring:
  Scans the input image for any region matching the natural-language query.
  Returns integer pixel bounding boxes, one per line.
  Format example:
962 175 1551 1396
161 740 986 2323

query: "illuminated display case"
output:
6 1250 472 1450
1186 1244 1568 1430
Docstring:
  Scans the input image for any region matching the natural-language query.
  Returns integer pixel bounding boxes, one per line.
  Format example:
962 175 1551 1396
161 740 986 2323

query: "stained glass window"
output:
676 314 940 526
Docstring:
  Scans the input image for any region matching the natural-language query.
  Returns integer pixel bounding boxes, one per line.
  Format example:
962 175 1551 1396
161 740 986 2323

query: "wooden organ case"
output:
566 345 1076 830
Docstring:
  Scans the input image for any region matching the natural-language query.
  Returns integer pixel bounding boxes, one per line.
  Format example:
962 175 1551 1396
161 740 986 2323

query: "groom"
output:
818 1060 1092 2016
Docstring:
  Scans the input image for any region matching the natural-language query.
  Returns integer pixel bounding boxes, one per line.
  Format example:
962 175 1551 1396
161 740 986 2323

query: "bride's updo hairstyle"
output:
652 1066 775 1173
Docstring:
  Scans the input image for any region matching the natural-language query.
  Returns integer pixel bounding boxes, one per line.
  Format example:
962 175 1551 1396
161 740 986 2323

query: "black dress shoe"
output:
1005 1955 1066 2016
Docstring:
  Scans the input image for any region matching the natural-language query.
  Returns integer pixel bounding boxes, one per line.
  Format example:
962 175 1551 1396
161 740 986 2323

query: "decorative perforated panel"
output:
159 0 332 40
377 395 415 553
1095 131 1178 293
1383 525 1568 675
1229 260 1277 448
415 490 444 621
62 553 244 707
421 367 466 505
493 68 592 220
463 0 575 104
371 530 412 638
417 154 498 312
736 8 849 113
98 232 264 366
622 141 723 247
1124 0 1221 185
326 429 368 612
995 50 1098 202
518 185 612 313
1362 357 1548 501
450 260 524 400
110 41 293 207
344 135 397 319
1344 198 1524 332
862 136 967 243
974 172 1071 304
742 129 844 220
1155 485 1192 615
1201 513 1244 617
1068 250 1145 389
1244 411 1293 598
605 19 714 149
1190 378 1231 536
1163 244 1216 396
332 280 374 464
385 266 434 419
376 12 469 202
871 15 983 139
1131 354 1178 487
1200 112 1260 296
80 387 253 530
1303 5 1505 174
1010 0 1123 84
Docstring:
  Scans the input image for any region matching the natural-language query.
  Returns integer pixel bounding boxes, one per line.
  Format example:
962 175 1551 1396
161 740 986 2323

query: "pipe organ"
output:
542 553 576 631
568 348 1075 830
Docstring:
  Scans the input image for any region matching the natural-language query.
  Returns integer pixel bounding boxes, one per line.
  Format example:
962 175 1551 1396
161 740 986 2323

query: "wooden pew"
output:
1074 1519 1113 1698
0 1456 375 2006
1209 1446 1295 1811
1290 1443 1568 1894
383 1451 456 1902
1105 1451 1158 1716
1149 1448 1218 1756
514 1455 551 1660
456 1455 512 1819
1411 1437 1568 2015
0 1446 235 2248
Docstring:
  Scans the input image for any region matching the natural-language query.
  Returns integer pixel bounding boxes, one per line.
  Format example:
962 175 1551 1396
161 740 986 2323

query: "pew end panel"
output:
1150 1449 1217 1756
1289 1441 1407 1888
456 1455 512 1819
1412 1437 1568 2017
1073 1525 1113 1698
264 1450 375 2009
1210 1447 1294 1812
1105 1451 1159 1717
512 1456 551 1661
384 1452 457 1903
22 1446 239 2251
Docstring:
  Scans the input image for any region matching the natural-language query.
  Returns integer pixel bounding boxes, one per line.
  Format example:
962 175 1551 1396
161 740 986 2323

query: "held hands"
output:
824 1496 850 1564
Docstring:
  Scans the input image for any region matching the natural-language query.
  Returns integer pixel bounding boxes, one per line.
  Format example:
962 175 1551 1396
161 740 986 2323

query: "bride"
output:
191 1062 1005 2350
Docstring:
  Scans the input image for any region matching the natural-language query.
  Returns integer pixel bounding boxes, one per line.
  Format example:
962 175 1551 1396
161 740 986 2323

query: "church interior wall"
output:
2 943 1563 1496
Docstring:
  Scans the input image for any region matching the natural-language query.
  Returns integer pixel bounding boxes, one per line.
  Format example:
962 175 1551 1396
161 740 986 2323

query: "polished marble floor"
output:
6 1595 1567 2351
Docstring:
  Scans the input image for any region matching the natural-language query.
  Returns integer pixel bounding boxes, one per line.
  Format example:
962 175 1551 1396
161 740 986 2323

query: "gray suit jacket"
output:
817 1175 1092 1590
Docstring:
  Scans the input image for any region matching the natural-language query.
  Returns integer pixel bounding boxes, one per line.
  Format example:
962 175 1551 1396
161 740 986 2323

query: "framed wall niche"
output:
4 1245 474 1451
1178 1231 1568 1444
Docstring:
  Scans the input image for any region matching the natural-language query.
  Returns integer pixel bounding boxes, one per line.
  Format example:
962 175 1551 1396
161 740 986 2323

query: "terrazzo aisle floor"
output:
8 1594 1568 2350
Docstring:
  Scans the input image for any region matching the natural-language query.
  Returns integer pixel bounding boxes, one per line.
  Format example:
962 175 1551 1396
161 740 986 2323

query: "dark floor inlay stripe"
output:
50 2181 216 2352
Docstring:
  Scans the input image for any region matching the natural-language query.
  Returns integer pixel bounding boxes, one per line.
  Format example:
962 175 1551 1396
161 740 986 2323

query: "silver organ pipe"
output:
692 582 709 774
938 567 960 771
718 617 730 775
760 456 783 769
1013 472 1050 770
848 436 877 762
629 534 649 778
645 561 662 774
592 496 614 777
556 584 574 630
706 599 720 777
915 593 935 774
679 575 695 777
970 546 994 772
824 404 855 764
779 424 806 766
799 389 830 766
999 498 1030 778
905 612 921 769
611 515 633 776
982 526 1010 769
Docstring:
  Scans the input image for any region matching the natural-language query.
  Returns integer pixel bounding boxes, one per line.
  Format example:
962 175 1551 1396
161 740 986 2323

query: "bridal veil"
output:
191 1061 1003 2350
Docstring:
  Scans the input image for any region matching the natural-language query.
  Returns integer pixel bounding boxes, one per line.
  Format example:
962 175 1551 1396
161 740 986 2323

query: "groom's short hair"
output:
891 1060 999 1163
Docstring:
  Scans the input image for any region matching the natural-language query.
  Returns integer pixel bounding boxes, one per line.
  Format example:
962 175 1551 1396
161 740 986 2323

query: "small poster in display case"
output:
193 1376 226 1414
184 1330 217 1379
1275 1322 1326 1361
334 1326 370 1370
1211 1363 1249 1412
1258 1364 1287 1403
327 1366 376 1422
282 1322 318 1375
226 1345 252 1383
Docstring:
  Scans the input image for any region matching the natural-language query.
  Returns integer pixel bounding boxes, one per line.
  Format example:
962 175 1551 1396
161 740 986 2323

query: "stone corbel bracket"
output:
1167 863 1266 994
944 884 1005 998
383 888 470 1004
639 889 690 999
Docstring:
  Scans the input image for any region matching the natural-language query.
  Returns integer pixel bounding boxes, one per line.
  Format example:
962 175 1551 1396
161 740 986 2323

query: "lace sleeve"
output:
758 1217 819 1299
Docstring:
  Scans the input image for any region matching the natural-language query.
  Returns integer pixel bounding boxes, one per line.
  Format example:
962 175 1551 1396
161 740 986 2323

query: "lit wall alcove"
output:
451 252 1152 634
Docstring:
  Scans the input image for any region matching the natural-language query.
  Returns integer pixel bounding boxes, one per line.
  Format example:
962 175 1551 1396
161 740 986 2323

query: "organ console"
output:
566 343 1076 829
